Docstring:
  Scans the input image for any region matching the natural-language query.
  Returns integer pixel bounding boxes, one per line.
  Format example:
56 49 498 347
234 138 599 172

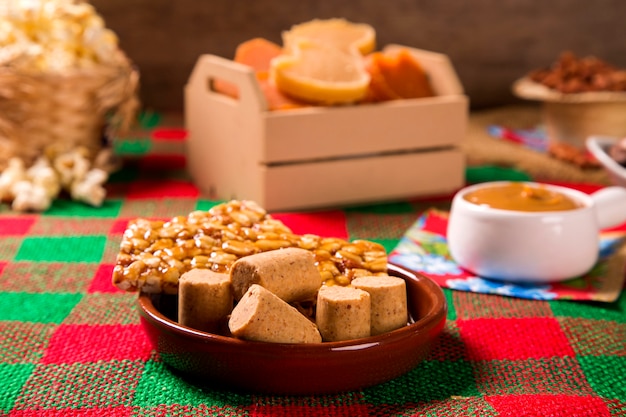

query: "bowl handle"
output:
591 186 626 229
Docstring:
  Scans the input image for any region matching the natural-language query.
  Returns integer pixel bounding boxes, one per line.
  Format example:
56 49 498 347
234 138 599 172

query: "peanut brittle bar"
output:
112 200 388 294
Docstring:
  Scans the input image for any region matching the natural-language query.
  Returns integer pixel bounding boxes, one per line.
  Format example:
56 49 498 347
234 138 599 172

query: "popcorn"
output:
0 157 60 212
27 157 60 198
53 147 90 188
11 180 52 212
0 147 110 212
0 158 26 201
70 167 107 206
0 0 119 71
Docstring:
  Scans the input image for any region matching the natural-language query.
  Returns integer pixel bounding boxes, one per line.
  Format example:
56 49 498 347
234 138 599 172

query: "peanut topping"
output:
112 200 388 294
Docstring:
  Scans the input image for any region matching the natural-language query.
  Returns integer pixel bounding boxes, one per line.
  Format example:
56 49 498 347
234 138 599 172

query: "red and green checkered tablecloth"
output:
1 114 625 416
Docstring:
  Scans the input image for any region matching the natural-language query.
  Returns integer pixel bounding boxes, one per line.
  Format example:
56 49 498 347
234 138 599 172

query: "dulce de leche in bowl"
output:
447 181 626 283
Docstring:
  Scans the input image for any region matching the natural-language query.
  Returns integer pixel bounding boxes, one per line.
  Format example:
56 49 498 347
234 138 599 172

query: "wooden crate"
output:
184 45 468 211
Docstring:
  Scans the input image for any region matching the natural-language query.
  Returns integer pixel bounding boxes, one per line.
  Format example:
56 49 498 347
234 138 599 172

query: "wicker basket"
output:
0 49 140 171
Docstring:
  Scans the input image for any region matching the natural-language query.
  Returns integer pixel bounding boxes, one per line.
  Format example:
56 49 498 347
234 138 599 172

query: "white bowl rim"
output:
453 180 592 216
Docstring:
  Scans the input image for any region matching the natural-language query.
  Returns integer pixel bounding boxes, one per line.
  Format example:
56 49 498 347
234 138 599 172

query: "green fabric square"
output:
550 291 626 323
195 199 225 212
45 199 122 218
133 360 251 407
0 363 35 413
443 288 456 320
578 355 626 400
372 238 400 254
362 360 480 404
108 165 140 183
466 166 532 184
345 201 416 214
114 137 152 156
0 292 82 323
137 109 162 128
16 236 106 262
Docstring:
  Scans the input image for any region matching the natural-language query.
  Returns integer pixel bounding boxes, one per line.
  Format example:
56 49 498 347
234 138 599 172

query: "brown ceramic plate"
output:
137 263 447 395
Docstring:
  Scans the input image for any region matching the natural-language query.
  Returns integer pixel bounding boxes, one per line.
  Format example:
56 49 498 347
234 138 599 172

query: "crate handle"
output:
186 54 268 112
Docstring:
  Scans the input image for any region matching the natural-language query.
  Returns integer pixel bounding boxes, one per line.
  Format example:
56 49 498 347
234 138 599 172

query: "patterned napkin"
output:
389 209 626 302
487 124 549 152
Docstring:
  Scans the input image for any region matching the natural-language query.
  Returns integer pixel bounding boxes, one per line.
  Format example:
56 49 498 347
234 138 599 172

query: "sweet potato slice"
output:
213 37 308 110
365 49 435 102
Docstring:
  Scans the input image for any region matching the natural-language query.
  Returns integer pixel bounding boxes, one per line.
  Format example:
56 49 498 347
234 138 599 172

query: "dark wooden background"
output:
92 0 626 111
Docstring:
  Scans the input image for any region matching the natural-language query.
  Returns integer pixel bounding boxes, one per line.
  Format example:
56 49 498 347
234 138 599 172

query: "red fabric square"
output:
126 180 200 199
151 127 187 141
138 154 186 170
42 324 152 363
458 318 574 360
486 394 610 417
545 182 603 195
271 210 348 238
109 219 133 234
0 216 37 236
422 211 449 236
88 264 123 293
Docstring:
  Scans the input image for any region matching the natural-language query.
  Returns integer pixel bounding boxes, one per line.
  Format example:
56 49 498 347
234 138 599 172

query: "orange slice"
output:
282 18 376 55
270 40 370 105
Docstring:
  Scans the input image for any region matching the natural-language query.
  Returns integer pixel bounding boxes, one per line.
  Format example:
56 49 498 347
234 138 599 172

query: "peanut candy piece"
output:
112 200 388 294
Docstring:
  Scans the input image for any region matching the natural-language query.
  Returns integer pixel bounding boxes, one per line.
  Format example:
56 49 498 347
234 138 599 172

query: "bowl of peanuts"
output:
137 263 447 395
513 51 626 149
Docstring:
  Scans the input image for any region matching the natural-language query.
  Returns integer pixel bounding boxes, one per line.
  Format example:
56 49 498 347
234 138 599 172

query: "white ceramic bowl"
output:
447 181 626 283
586 136 626 188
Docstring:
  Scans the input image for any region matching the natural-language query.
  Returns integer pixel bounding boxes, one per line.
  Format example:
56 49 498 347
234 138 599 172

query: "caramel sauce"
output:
463 182 583 212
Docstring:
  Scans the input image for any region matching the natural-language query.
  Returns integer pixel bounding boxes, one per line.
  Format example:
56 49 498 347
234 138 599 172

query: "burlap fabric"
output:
463 104 612 185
